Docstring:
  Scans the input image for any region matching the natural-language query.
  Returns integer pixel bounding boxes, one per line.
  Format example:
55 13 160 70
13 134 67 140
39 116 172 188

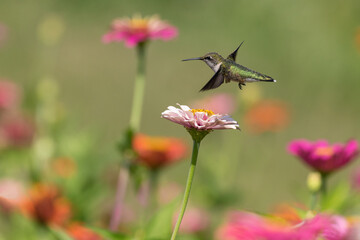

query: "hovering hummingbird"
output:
183 42 276 91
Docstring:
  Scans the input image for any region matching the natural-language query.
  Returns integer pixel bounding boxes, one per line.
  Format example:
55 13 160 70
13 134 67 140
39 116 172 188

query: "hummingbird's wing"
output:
199 69 224 91
226 41 244 61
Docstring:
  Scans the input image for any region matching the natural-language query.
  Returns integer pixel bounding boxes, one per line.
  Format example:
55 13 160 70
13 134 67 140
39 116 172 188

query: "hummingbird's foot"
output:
238 82 246 90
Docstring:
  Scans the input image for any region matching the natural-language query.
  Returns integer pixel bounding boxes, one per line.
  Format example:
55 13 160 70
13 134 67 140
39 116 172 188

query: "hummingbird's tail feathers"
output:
199 70 224 91
259 78 276 82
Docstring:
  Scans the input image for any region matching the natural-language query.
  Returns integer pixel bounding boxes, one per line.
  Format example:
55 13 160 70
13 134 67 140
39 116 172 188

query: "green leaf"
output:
321 181 351 212
145 199 179 240
49 227 74 240
91 227 129 240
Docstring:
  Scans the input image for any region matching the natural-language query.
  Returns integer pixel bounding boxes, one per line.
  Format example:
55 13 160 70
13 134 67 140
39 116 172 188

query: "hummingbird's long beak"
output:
182 57 202 61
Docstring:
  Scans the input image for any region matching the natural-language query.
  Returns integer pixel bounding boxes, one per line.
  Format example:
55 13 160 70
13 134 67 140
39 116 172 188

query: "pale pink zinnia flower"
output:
102 14 178 47
161 104 239 131
287 139 359 174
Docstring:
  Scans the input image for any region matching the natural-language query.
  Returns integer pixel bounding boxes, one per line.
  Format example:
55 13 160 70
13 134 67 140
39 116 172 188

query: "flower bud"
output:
307 172 322 193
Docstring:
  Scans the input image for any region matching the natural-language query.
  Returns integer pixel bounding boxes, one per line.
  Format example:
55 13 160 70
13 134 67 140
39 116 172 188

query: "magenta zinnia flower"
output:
216 211 349 240
102 14 178 47
161 104 239 131
287 139 359 174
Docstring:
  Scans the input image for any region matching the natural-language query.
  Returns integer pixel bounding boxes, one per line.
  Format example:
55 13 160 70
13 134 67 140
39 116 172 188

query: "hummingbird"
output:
183 42 276 91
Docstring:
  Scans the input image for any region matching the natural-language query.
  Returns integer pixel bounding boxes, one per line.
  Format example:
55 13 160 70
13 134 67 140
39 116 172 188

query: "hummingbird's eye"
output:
206 56 212 60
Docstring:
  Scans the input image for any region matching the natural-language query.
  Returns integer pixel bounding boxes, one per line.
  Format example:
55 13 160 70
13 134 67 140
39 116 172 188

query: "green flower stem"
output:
129 42 146 132
171 140 200 240
109 42 147 231
320 173 328 196
310 192 318 211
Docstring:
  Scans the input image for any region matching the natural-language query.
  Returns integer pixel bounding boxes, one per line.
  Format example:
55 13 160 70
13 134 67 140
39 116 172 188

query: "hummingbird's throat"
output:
191 109 214 116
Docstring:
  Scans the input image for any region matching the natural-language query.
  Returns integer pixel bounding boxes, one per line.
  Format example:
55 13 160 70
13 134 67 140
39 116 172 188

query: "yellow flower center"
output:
191 109 214 116
314 146 334 157
130 17 149 30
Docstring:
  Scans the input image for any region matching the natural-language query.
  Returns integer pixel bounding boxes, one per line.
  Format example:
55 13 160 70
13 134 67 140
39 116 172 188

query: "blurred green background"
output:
1 0 360 217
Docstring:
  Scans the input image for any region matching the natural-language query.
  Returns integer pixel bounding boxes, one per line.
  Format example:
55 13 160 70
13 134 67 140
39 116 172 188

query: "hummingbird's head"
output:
183 52 224 72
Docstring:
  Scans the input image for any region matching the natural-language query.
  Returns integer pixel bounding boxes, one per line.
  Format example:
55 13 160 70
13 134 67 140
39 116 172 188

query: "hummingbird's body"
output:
183 42 276 91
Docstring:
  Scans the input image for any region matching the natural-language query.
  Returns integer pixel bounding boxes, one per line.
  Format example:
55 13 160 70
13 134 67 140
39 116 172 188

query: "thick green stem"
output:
129 42 146 132
171 140 200 240
320 173 328 196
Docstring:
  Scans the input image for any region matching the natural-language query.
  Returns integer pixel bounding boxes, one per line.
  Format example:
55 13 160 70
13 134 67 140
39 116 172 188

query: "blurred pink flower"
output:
173 207 210 234
161 104 239 131
0 23 7 47
157 182 182 204
103 14 177 47
192 93 236 115
287 139 359 174
0 178 25 211
216 211 349 240
0 80 21 111
0 113 35 148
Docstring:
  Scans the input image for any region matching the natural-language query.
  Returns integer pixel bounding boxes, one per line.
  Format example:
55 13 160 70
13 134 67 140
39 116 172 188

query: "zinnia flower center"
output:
315 146 334 157
129 18 148 30
190 109 214 116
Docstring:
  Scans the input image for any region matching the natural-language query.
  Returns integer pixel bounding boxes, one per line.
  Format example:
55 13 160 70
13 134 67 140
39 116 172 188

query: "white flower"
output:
161 104 239 130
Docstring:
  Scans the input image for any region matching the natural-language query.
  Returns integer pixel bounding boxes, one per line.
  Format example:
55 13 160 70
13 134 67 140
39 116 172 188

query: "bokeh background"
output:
1 0 360 238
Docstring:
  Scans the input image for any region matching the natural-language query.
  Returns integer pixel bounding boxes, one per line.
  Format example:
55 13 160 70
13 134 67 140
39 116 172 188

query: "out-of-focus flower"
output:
0 23 8 47
307 172 322 192
216 211 349 240
173 207 210 234
271 204 304 225
51 157 76 178
37 14 65 46
0 179 25 211
67 222 103 240
192 93 236 115
21 184 71 226
244 99 289 134
288 139 359 174
132 134 187 169
162 104 239 131
0 113 35 149
347 220 360 240
103 14 178 47
157 182 182 204
0 80 21 111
